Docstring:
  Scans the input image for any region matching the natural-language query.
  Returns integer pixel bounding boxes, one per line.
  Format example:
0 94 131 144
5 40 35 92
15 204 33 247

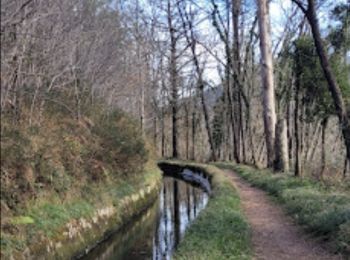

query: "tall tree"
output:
166 0 179 158
257 0 277 168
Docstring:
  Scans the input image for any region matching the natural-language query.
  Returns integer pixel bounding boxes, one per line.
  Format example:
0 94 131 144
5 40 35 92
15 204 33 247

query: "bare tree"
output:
257 0 277 168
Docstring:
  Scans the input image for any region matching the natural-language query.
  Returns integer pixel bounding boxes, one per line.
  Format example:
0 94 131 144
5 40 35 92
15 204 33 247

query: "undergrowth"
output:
0 104 157 258
214 162 350 255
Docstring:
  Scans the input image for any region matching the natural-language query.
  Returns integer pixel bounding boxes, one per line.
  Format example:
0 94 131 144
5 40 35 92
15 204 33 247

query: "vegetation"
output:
1 0 350 258
160 161 251 260
0 102 161 258
214 162 350 255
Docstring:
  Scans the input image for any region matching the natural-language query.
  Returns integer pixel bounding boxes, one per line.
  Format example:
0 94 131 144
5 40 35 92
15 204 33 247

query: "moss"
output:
159 161 252 260
214 162 350 256
9 216 34 225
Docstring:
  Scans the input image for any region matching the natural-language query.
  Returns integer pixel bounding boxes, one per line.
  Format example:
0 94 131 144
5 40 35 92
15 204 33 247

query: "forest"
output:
1 0 349 259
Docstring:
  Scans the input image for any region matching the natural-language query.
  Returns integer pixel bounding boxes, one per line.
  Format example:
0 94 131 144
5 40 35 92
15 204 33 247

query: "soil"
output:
224 170 345 260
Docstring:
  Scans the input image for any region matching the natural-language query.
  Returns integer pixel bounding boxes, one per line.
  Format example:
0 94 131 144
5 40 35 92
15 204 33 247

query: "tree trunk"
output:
161 100 165 158
257 0 277 168
286 102 293 162
294 71 302 177
153 112 157 147
167 0 178 158
185 103 190 160
192 109 196 160
232 0 243 163
320 117 328 180
274 118 289 172
199 81 217 161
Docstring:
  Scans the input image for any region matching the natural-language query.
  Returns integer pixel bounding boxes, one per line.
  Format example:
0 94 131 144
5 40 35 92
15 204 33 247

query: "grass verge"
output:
159 160 251 260
214 162 350 255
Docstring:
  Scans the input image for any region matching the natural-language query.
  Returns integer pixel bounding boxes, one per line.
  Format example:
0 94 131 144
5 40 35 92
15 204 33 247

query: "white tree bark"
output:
257 0 277 168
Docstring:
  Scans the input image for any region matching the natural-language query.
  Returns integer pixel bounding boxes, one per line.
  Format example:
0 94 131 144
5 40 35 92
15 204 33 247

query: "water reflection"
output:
153 177 208 260
82 174 208 260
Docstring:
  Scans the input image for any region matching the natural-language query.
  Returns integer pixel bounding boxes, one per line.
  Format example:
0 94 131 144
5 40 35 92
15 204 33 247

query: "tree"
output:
257 0 277 168
291 0 350 170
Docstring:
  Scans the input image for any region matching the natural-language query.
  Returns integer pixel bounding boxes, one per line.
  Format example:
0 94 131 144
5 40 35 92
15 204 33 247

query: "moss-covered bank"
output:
158 160 252 260
214 162 350 256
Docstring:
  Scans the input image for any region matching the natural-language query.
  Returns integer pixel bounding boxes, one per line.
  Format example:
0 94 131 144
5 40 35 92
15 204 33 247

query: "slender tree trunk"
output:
286 102 293 162
232 0 243 163
185 104 190 160
161 103 165 158
167 0 178 158
192 109 196 160
153 112 157 147
320 117 328 180
257 0 277 168
294 72 302 177
274 118 289 172
344 156 349 178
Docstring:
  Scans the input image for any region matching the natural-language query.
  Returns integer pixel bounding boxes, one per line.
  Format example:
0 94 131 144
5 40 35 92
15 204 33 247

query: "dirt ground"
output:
224 170 345 260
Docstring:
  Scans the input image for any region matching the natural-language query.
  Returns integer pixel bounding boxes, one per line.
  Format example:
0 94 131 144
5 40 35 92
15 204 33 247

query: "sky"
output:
203 0 349 85
113 0 348 86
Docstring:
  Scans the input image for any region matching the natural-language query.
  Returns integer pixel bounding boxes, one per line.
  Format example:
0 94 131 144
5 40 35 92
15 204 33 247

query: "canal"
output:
81 168 209 260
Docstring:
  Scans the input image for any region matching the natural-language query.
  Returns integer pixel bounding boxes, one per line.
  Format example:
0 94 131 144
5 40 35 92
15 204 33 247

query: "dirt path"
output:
224 170 344 260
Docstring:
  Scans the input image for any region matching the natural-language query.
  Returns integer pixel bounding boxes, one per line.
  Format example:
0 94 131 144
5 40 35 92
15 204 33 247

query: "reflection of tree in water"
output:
153 176 208 260
82 175 208 260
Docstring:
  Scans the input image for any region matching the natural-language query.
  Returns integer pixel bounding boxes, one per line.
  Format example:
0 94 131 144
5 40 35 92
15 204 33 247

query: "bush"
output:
92 111 148 176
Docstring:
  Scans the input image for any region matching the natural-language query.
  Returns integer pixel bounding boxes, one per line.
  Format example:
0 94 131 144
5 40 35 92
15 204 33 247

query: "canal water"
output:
81 171 209 260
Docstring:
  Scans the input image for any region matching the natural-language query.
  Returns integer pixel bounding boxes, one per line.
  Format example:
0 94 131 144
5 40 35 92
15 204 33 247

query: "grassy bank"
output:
1 106 162 259
214 162 350 255
159 161 251 260
1 163 161 258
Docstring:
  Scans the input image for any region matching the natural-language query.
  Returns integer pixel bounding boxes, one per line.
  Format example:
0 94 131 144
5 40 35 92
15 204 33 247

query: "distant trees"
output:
2 0 349 177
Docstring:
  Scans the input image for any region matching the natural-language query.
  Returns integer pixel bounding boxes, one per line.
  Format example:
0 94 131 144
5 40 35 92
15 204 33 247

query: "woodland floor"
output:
224 170 345 260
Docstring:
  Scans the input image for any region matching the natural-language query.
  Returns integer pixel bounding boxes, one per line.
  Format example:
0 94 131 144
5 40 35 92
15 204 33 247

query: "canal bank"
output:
73 161 252 260
79 160 252 260
2 160 252 259
159 161 252 260
1 161 162 260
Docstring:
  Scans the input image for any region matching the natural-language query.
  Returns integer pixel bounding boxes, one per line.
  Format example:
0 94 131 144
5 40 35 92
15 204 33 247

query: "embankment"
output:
1 109 162 259
158 161 252 259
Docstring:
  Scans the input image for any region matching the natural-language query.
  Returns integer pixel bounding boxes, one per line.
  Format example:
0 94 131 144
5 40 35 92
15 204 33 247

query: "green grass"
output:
160 161 251 260
214 162 350 255
0 165 161 258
